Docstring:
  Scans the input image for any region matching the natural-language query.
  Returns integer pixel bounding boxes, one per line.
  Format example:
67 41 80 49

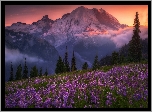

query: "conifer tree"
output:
118 54 124 64
30 65 38 78
44 68 48 76
55 56 65 74
111 51 119 65
22 58 28 79
15 64 22 80
64 46 70 72
128 12 142 62
71 51 77 72
9 62 14 81
82 62 88 70
92 55 100 70
39 67 42 76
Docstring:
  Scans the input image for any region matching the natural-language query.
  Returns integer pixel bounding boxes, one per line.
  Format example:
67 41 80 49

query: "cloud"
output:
5 47 44 63
108 26 148 48
74 25 148 48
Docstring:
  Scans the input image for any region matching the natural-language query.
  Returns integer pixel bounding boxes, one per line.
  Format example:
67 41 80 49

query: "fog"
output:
5 47 45 63
108 26 148 48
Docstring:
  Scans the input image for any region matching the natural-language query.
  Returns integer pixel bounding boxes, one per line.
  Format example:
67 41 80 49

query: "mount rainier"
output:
5 6 147 81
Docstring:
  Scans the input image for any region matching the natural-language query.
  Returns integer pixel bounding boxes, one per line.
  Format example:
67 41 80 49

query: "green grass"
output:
5 63 148 108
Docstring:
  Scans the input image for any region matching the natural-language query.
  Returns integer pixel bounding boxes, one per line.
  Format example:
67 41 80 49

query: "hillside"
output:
5 63 148 108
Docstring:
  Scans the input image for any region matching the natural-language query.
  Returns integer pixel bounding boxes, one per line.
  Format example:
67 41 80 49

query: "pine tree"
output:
92 55 100 70
82 62 88 70
15 64 22 80
22 58 28 79
128 12 142 62
64 46 70 72
44 68 48 76
55 56 65 74
100 55 112 66
118 54 124 64
71 51 77 72
30 65 38 78
39 67 42 76
111 51 119 65
9 62 14 81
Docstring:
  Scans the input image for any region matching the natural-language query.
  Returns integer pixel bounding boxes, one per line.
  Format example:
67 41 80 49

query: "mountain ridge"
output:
5 6 148 81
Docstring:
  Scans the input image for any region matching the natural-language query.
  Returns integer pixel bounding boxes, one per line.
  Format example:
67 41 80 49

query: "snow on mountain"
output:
5 6 148 80
5 6 130 65
6 22 30 32
45 6 128 47
5 6 128 47
6 15 54 34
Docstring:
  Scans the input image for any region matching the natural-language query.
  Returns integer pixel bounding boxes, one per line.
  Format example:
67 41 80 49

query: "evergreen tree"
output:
64 46 70 72
128 12 142 62
39 67 42 76
71 51 77 72
119 44 129 58
55 56 65 74
118 54 125 64
100 55 112 66
30 65 38 78
92 55 100 70
82 62 88 70
111 51 119 65
22 58 28 79
44 68 48 76
9 62 14 81
15 64 22 80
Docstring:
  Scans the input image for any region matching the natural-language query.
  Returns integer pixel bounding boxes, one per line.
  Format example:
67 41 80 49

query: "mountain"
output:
46 6 127 47
5 6 128 47
5 6 147 81
5 29 59 61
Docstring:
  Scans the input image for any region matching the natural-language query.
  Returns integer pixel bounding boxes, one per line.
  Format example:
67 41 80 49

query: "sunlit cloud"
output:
75 26 148 48
109 26 148 48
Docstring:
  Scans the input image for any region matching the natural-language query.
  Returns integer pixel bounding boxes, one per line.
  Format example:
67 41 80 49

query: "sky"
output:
5 5 148 27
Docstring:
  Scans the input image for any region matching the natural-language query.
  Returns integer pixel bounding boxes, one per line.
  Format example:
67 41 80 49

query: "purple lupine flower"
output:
133 93 142 101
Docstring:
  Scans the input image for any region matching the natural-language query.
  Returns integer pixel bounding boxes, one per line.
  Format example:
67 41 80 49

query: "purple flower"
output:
133 93 142 101
106 100 112 106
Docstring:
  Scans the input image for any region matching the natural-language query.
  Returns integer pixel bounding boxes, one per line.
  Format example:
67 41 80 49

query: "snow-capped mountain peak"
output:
5 6 128 47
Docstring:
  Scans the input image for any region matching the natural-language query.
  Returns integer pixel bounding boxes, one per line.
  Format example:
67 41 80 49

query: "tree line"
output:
9 58 48 81
100 12 147 66
8 12 146 81
8 46 94 81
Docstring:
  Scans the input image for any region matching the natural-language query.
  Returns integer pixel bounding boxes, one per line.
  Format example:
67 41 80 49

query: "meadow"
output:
5 63 148 108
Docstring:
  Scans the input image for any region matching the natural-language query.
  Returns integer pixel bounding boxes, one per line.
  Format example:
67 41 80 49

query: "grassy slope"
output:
5 62 148 108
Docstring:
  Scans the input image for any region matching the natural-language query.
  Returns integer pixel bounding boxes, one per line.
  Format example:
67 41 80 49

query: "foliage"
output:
128 12 142 62
55 56 65 74
100 55 112 66
9 62 14 81
22 58 28 79
82 62 89 70
111 51 119 65
71 51 77 72
15 64 22 80
92 55 100 70
44 69 48 76
30 65 38 78
63 46 70 72
39 67 42 77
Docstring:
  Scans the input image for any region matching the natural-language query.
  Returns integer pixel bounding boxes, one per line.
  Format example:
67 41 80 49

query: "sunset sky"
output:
5 5 148 27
